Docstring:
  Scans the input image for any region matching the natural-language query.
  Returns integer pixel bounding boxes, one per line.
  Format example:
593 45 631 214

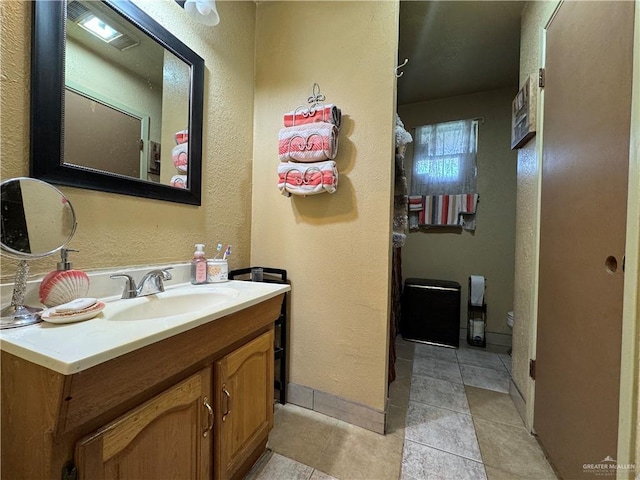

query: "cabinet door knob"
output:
222 385 231 422
203 396 213 437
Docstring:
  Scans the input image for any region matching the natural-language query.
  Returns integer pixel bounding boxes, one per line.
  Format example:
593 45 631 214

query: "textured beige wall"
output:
252 1 398 411
0 0 256 280
399 87 517 338
511 0 559 427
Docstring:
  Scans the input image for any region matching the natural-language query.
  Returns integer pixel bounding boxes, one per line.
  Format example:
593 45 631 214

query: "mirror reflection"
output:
0 178 77 258
64 0 190 188
31 0 204 204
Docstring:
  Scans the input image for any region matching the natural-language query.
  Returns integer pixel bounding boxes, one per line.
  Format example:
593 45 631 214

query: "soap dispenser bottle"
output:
191 244 207 284
39 248 90 307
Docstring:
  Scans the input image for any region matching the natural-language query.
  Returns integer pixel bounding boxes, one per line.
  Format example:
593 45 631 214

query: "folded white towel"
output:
55 297 98 312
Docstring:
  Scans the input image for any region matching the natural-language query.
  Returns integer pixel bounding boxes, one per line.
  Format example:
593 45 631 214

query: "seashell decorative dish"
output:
39 270 90 308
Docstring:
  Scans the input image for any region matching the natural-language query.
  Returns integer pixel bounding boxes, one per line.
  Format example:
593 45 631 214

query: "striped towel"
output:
283 104 342 129
410 194 479 230
277 161 338 196
408 195 423 212
278 123 339 163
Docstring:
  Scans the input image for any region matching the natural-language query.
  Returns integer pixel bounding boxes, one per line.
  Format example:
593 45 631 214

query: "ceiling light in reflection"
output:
79 14 122 43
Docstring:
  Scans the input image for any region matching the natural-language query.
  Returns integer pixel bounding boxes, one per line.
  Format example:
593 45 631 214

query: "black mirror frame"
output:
30 0 205 205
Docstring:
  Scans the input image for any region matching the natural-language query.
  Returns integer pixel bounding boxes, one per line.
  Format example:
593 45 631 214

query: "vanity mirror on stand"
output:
0 178 77 329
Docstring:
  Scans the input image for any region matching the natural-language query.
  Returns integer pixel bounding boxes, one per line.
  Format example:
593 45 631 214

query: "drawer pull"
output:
222 386 231 422
203 397 213 437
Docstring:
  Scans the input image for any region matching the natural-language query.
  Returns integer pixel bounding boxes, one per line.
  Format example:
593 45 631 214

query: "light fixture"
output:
78 14 122 43
182 0 220 26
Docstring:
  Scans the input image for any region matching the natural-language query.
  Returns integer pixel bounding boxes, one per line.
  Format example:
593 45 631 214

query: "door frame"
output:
619 1 640 475
525 1 640 475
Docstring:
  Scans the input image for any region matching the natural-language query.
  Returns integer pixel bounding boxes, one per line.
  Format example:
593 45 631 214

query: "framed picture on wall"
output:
148 141 161 175
511 74 537 150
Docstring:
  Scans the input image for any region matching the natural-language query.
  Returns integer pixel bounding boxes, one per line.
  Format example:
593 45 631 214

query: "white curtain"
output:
410 119 478 196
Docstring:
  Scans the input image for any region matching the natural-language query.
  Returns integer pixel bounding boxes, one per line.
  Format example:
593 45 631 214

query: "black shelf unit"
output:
229 267 288 404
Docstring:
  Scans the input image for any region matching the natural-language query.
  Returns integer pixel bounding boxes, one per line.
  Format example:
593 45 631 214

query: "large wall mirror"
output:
30 0 204 205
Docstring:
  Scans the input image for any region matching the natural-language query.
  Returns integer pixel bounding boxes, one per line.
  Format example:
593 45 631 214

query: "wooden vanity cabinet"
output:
215 329 274 480
75 367 213 480
0 294 283 480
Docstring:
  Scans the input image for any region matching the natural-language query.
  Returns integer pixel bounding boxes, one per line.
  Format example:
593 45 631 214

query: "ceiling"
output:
397 1 524 106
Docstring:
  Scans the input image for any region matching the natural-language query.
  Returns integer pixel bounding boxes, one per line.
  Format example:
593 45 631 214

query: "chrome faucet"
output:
110 267 173 299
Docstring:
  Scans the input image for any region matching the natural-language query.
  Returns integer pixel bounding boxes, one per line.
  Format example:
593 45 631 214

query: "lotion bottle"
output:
191 244 207 284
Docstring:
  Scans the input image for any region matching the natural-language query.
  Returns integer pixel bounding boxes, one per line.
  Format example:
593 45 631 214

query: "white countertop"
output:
0 280 289 375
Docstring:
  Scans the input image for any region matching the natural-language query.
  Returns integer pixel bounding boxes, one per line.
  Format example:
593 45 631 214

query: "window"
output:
411 119 478 196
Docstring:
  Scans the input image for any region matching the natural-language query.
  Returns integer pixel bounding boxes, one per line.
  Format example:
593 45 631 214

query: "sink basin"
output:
108 286 240 321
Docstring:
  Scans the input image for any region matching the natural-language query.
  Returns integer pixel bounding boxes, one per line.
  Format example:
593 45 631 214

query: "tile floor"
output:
246 337 557 480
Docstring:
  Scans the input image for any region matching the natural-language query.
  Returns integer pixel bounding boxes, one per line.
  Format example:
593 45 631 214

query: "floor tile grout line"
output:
458 361 508 373
402 437 485 466
410 371 464 384
406 397 471 417
469 407 487 471
499 354 512 372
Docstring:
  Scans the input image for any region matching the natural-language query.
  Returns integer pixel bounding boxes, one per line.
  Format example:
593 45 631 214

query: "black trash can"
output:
401 278 461 348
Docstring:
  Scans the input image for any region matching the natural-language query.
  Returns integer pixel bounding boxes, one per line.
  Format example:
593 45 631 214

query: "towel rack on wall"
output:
277 83 344 197
306 83 326 109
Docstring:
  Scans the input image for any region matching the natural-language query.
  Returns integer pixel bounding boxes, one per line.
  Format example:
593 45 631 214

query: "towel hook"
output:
395 58 409 78
307 83 326 109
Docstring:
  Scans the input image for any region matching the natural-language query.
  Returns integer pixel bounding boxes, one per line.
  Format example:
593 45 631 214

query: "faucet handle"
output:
152 267 173 291
110 273 137 299
160 267 173 280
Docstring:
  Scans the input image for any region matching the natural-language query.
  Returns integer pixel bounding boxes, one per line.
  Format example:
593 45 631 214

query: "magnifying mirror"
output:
1 177 77 328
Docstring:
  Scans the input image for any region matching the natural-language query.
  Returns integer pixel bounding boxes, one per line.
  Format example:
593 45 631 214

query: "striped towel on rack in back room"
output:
416 194 479 229
408 196 424 211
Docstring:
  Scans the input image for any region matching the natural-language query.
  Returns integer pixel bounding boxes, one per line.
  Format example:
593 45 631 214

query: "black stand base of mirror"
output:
1 305 42 329
0 260 43 329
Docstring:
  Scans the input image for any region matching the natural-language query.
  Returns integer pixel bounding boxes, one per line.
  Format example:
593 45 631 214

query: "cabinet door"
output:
214 329 274 480
75 367 213 480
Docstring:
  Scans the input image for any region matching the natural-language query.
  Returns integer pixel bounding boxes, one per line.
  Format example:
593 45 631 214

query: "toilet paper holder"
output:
467 276 487 348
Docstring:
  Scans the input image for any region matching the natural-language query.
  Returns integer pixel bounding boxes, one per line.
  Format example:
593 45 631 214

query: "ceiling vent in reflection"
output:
67 1 139 51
